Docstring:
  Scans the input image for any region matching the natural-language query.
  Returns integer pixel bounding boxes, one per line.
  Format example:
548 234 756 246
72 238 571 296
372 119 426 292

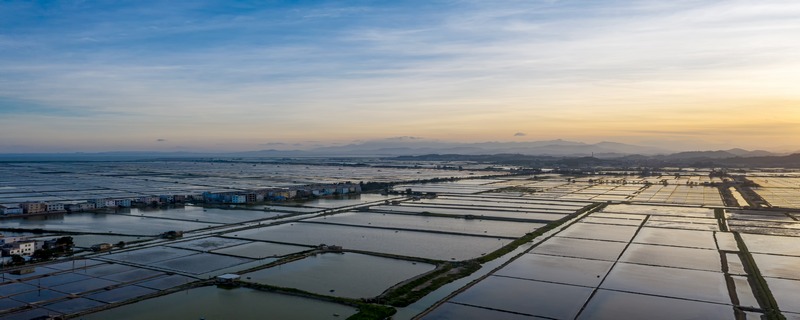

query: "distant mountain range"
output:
234 139 785 158
230 139 667 158
395 152 800 168
0 139 796 167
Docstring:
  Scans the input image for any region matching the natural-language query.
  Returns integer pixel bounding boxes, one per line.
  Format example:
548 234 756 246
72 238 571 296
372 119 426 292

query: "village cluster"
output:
0 182 362 216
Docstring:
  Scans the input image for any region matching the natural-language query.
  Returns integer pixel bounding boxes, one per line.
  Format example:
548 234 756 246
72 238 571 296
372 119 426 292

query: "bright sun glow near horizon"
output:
1 1 799 153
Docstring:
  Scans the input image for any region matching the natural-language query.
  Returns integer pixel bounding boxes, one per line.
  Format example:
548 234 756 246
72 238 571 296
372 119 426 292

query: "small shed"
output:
216 274 241 285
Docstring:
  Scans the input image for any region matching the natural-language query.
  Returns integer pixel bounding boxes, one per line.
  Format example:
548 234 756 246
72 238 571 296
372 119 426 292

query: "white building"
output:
65 202 95 212
46 203 66 212
93 199 117 208
2 240 36 256
0 205 23 215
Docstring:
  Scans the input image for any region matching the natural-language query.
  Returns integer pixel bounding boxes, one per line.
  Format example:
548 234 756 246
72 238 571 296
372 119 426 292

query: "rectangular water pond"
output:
43 297 106 315
212 241 312 259
555 223 639 243
580 216 643 226
618 243 722 272
99 268 164 283
226 222 509 261
763 277 800 314
151 253 253 275
75 263 138 277
0 212 221 235
603 204 714 218
422 302 537 320
306 211 545 238
741 233 800 256
101 247 199 264
21 272 93 288
372 205 567 222
451 275 593 319
84 285 157 304
495 254 613 287
632 227 717 249
751 254 800 280
414 198 585 211
135 274 196 290
0 298 27 313
9 289 69 304
530 237 628 262
577 289 735 320
126 206 286 224
80 286 358 320
242 252 435 299
168 237 251 252
50 277 119 295
600 263 730 304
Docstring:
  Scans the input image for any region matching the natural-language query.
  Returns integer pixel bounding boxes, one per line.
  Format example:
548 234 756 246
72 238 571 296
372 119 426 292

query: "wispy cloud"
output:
1 1 799 152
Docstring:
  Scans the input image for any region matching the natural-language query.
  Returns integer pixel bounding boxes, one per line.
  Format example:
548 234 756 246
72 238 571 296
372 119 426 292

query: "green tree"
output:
55 236 74 247
32 249 53 262
10 254 25 265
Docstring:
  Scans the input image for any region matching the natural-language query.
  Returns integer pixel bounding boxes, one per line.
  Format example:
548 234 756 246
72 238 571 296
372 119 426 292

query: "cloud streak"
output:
1 1 799 152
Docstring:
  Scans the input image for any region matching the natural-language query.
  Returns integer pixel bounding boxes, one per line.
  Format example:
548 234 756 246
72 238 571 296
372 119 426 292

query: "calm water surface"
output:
81 286 357 320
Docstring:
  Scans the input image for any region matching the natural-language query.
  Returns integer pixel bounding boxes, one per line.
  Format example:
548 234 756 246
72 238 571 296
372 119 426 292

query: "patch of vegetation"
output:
346 304 396 320
714 208 728 232
478 202 603 263
379 261 481 307
240 282 396 320
379 202 607 308
21 236 74 264
486 185 540 194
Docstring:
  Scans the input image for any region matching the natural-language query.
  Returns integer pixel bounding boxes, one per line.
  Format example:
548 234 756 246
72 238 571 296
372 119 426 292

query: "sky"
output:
1 0 799 153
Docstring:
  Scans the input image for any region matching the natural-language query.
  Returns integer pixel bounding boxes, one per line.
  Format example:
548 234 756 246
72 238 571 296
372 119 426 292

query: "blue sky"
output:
1 1 799 152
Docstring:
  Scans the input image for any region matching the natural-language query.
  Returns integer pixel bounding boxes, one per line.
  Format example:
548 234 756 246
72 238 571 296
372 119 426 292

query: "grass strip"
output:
714 208 728 232
733 232 785 320
240 282 396 320
379 202 606 307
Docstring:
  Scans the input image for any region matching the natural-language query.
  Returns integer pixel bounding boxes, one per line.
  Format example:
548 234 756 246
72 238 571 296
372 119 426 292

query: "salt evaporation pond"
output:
577 289 735 320
226 222 508 261
0 212 219 235
530 237 628 261
600 263 730 304
619 243 722 272
602 204 715 218
242 252 435 298
555 223 640 242
423 302 536 320
632 227 717 249
306 211 544 237
372 205 567 222
81 286 357 320
450 275 593 319
414 198 585 211
123 206 285 224
495 253 613 287
212 241 312 259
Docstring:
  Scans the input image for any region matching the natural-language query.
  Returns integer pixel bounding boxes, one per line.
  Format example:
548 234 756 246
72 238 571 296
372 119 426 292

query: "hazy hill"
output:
274 139 673 157
0 140 794 168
